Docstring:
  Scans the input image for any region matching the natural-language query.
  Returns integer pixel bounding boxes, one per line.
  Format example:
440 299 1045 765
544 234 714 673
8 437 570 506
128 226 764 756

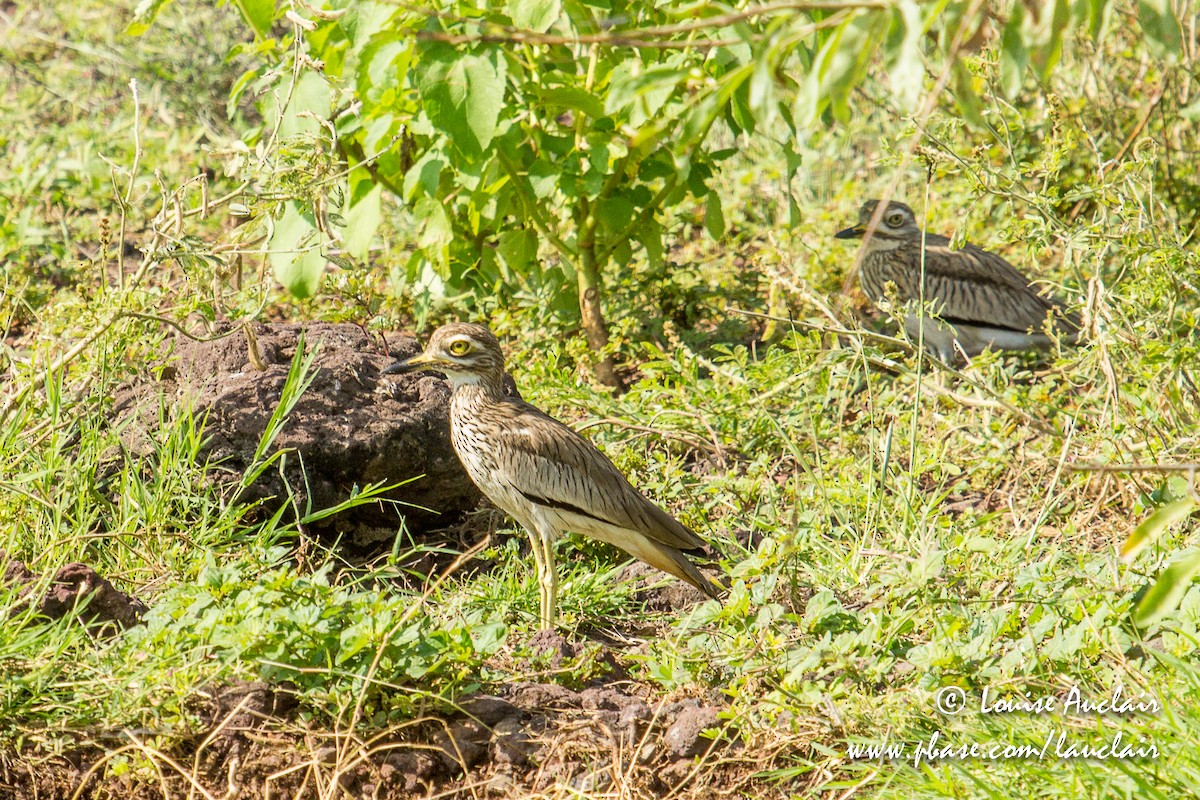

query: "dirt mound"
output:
111 322 482 549
1 551 147 634
1 675 741 800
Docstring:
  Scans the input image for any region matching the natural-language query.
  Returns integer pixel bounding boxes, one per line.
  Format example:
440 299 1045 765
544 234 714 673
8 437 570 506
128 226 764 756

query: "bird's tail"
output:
638 541 726 601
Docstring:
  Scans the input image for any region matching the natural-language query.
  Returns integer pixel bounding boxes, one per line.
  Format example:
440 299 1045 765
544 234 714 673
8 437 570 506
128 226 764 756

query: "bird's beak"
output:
834 223 866 239
381 351 443 375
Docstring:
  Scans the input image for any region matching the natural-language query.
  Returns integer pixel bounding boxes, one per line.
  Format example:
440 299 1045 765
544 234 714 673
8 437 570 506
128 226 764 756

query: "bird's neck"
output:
861 234 911 254
449 372 507 405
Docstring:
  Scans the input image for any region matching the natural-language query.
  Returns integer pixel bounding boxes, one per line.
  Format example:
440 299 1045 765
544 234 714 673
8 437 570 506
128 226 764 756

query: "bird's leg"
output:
529 525 556 630
543 531 558 630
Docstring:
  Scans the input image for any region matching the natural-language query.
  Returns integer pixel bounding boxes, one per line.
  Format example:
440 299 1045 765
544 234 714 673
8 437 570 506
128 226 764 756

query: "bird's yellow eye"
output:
448 339 472 356
887 213 904 226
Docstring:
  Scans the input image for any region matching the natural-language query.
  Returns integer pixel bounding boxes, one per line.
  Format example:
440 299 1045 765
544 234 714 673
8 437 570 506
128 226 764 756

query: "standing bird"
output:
383 323 722 629
835 200 1081 362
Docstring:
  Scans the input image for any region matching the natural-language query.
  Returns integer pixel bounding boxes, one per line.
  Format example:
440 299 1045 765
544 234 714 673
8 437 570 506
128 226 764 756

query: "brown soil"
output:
0 670 767 800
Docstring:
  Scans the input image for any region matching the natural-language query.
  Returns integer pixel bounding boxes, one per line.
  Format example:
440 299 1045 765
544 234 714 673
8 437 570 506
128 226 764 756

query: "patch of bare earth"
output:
0 664 781 800
0 557 773 799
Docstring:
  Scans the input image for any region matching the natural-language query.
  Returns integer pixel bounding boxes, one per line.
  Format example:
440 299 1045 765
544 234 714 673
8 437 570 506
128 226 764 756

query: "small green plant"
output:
1121 475 1200 625
124 555 507 718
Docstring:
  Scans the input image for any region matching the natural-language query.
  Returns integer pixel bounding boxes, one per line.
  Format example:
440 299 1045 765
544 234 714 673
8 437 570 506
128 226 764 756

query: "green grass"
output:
3 0 1200 797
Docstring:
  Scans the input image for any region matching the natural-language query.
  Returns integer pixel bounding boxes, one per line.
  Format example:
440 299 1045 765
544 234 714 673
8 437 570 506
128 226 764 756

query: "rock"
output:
382 751 440 792
579 685 630 712
456 695 522 726
569 768 611 792
110 322 483 549
658 758 698 784
525 629 580 667
485 774 515 795
662 705 721 760
504 682 580 710
432 720 490 771
1 551 148 633
617 700 652 734
492 717 532 768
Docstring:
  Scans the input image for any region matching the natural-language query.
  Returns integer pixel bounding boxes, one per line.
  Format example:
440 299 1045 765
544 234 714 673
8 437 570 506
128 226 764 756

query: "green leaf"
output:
793 14 883 130
885 0 924 108
403 151 446 201
998 3 1029 99
537 86 605 120
784 145 803 226
679 62 753 146
270 203 325 299
605 63 687 118
748 55 774 120
340 1 397 52
471 621 508 652
1137 0 1183 62
416 45 507 158
508 0 561 32
125 0 175 36
343 183 382 260
1078 0 1113 39
801 589 843 631
704 191 725 240
1028 0 1071 79
496 228 537 278
728 80 755 136
227 67 262 115
337 625 375 663
1133 550 1200 626
1121 498 1197 562
638 219 663 271
527 159 558 199
1163 475 1194 502
360 36 413 102
414 197 453 249
950 61 986 129
266 71 331 139
596 193 634 235
231 0 277 38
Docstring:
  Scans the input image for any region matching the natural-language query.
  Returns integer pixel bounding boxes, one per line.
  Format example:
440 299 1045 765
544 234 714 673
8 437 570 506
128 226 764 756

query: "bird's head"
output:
835 199 920 242
382 322 505 389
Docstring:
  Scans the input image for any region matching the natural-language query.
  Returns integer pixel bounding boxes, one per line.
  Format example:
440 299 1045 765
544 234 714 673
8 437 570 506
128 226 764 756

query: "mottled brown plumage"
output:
835 200 1080 361
383 322 721 628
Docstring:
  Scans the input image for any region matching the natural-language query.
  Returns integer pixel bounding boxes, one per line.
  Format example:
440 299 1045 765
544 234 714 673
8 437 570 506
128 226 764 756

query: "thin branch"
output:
574 416 721 455
387 0 884 36
416 30 742 49
397 0 880 48
1071 462 1200 474
627 0 886 36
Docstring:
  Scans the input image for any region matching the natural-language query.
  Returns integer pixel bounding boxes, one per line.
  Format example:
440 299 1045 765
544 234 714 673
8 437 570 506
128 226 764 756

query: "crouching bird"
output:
383 323 723 629
835 199 1081 362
